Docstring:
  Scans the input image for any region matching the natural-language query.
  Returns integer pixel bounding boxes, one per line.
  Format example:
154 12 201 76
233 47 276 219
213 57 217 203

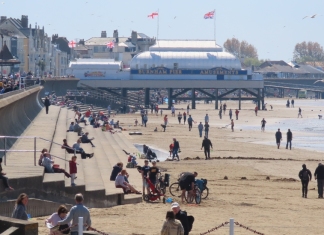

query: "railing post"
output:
229 218 234 235
34 137 36 166
78 217 83 235
4 137 6 166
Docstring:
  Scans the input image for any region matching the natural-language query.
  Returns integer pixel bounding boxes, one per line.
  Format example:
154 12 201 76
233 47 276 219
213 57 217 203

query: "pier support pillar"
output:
261 88 265 110
215 89 218 109
238 89 241 110
191 88 196 109
296 90 299 98
257 89 261 110
144 88 150 108
168 88 173 109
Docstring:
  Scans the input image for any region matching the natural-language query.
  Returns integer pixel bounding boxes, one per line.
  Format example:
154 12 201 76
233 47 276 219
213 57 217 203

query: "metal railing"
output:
264 81 324 91
0 136 76 166
0 84 41 100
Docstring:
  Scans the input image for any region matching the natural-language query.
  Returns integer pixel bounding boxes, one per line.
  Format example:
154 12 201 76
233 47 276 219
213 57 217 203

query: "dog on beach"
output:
319 115 322 119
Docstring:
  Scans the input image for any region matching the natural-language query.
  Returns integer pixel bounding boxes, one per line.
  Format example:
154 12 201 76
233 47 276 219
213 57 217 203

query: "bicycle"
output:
169 182 202 204
155 173 167 195
170 179 208 200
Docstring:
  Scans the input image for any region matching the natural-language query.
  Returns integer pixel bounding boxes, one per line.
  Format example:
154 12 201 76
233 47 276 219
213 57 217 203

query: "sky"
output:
1 0 324 61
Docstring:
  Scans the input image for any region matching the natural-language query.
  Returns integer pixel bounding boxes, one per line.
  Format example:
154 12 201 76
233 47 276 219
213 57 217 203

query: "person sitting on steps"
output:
62 139 94 159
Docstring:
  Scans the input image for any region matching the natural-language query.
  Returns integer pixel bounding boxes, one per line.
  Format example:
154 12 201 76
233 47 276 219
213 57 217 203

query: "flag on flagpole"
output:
204 10 215 19
68 40 76 48
107 41 115 48
148 12 158 19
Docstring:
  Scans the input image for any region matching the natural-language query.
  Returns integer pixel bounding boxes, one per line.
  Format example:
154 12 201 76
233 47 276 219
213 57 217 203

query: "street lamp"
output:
50 58 52 77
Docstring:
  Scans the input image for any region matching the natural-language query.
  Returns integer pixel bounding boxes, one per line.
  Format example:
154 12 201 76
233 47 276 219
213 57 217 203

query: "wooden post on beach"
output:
215 89 218 109
238 89 241 110
191 88 196 109
229 218 234 235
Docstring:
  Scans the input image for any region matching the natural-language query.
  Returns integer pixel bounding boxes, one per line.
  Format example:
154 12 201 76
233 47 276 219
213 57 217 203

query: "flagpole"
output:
157 9 160 41
214 9 216 46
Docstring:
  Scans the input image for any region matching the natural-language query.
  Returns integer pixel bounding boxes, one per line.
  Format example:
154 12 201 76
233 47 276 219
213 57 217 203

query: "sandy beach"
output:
36 98 324 235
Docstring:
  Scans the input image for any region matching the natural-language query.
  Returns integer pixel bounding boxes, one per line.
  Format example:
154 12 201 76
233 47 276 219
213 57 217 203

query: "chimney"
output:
113 30 119 43
131 31 138 44
0 16 7 24
101 31 107 38
79 39 85 45
21 15 28 28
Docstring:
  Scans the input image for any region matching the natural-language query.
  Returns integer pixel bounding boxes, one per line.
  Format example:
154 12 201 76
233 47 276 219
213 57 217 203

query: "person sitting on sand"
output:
115 170 141 194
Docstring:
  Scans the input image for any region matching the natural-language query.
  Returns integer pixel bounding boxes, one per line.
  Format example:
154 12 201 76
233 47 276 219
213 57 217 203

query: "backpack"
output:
302 170 309 180
180 210 195 232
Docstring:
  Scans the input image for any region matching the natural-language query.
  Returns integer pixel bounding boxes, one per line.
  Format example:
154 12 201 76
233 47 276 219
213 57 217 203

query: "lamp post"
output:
50 58 52 77
34 57 37 77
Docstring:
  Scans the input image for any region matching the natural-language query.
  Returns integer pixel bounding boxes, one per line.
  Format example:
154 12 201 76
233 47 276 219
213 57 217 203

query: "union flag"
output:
204 10 215 19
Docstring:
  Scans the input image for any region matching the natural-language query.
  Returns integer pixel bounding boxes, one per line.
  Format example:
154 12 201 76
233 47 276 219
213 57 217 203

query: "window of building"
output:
174 63 178 69
94 46 98 53
144 64 147 69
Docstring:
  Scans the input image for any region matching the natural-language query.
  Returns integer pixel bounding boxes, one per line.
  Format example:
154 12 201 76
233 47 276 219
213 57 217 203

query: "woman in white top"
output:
115 169 141 194
45 205 71 234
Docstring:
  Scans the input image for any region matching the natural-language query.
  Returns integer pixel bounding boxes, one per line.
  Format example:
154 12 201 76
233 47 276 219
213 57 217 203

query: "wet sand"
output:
37 99 324 235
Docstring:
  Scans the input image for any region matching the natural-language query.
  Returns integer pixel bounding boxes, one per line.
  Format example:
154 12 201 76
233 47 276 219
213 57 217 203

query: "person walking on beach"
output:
314 163 324 198
298 107 302 118
172 138 180 161
229 109 233 120
164 115 168 126
198 122 203 138
171 105 175 117
235 109 239 120
298 164 312 198
183 112 187 125
261 118 266 132
291 99 295 108
275 129 282 149
161 211 184 235
286 129 293 150
255 106 258 116
201 136 213 160
204 122 209 138
177 112 182 124
187 115 194 131
186 104 190 115
219 109 222 119
204 114 209 123
44 96 50 114
231 119 234 132
223 103 227 114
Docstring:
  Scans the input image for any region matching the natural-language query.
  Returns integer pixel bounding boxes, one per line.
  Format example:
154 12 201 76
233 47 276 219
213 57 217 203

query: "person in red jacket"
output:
69 156 77 186
235 109 240 120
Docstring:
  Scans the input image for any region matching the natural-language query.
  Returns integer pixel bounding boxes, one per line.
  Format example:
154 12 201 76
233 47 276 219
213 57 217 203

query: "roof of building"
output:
0 44 20 65
85 37 129 46
149 40 222 52
256 60 324 74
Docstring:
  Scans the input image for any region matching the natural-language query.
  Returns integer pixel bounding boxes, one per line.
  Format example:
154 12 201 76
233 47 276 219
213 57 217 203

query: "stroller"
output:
143 177 166 203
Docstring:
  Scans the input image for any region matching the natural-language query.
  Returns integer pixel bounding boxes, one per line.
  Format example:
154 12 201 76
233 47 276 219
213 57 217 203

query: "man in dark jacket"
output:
314 163 324 198
110 162 123 181
44 96 50 114
81 132 95 147
201 136 213 160
172 202 194 235
172 138 180 161
298 164 312 198
286 129 293 150
275 129 282 149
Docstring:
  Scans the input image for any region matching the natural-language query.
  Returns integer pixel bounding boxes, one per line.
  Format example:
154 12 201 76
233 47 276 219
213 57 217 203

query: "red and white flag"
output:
148 12 158 19
204 10 215 19
107 41 114 49
68 40 76 48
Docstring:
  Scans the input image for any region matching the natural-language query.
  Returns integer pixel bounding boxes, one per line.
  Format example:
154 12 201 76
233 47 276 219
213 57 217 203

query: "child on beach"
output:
134 119 138 126
69 156 77 186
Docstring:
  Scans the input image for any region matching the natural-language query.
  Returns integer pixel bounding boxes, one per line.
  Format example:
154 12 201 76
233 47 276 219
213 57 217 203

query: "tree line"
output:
223 38 324 66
